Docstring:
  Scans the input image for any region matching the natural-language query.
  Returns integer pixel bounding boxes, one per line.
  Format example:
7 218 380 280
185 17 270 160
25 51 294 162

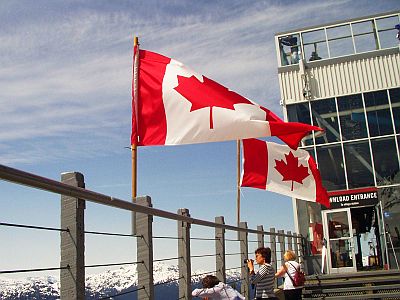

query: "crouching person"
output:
192 275 245 299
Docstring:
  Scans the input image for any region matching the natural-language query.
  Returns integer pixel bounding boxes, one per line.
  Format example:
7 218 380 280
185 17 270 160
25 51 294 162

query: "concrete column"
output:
257 225 264 248
239 222 250 300
60 172 86 300
215 216 226 283
136 196 154 300
178 208 191 300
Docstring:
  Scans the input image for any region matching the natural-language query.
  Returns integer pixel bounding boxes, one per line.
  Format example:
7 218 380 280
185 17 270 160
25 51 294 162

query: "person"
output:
247 247 277 299
280 35 300 65
192 274 245 299
275 250 303 300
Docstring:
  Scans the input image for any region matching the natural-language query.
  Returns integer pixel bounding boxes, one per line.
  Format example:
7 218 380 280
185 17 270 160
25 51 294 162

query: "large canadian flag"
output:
131 49 322 148
241 138 330 208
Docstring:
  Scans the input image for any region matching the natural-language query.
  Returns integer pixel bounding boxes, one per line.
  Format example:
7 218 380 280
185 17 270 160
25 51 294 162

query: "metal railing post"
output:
278 229 285 268
239 222 250 300
293 232 299 261
60 172 86 300
178 208 191 300
297 233 304 267
1 165 315 299
257 225 264 248
215 216 226 283
287 230 292 253
269 228 277 274
136 196 154 300
269 228 278 289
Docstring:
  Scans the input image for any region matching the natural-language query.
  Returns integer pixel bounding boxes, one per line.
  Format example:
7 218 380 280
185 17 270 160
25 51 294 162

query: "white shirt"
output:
192 282 245 299
284 260 302 290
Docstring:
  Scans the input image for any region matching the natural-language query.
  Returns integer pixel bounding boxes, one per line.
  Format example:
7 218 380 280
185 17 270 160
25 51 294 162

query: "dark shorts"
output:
284 288 302 300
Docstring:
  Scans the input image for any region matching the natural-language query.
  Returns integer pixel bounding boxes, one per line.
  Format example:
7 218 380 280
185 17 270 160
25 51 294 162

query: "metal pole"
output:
132 36 139 235
386 227 400 269
237 140 241 227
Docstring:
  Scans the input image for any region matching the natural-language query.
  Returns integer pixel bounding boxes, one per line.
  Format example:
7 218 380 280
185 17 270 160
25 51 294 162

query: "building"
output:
275 11 400 274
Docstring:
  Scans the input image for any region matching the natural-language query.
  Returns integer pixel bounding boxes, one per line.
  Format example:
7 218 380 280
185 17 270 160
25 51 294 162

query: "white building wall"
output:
279 51 400 105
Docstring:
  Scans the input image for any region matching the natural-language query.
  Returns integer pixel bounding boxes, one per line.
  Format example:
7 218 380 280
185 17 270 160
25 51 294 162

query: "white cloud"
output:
0 0 397 165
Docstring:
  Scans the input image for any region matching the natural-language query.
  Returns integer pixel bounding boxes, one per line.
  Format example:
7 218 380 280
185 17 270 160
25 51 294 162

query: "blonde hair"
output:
284 250 297 261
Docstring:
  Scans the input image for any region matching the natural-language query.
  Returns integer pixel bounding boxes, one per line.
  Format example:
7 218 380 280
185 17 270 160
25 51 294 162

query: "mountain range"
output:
0 262 242 299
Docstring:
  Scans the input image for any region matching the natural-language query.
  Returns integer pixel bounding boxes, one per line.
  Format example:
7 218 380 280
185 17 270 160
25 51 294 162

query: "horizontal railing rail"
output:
0 163 304 300
0 164 299 237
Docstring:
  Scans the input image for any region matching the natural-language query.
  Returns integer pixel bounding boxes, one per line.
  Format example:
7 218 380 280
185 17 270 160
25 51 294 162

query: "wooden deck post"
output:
178 208 191 300
60 172 86 300
136 196 154 300
215 216 226 283
239 222 250 299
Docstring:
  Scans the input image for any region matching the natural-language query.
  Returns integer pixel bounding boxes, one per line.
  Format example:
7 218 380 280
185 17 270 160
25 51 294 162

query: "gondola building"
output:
275 11 400 274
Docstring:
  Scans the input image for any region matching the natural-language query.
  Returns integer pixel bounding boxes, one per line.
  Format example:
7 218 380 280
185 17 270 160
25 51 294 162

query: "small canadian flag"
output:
241 139 330 208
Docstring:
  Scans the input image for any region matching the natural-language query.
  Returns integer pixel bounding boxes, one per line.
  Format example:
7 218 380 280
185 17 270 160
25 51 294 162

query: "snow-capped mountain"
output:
0 276 59 300
0 262 242 299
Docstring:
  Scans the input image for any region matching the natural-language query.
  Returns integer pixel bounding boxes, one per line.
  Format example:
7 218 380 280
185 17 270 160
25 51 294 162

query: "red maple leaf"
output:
274 151 310 191
174 75 253 129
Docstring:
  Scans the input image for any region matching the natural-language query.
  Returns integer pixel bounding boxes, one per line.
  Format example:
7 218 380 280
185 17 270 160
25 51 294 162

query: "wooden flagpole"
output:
132 36 139 235
237 139 241 227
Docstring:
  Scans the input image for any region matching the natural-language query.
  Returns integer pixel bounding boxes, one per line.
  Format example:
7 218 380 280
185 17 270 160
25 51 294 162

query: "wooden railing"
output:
0 164 304 300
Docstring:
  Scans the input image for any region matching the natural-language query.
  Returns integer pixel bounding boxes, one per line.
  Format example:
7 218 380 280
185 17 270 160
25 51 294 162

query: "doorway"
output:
322 208 357 273
322 205 383 274
350 205 382 270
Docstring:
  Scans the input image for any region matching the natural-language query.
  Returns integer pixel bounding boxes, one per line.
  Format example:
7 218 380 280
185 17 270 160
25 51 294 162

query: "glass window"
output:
305 147 316 161
352 20 379 53
278 34 301 66
379 186 400 254
365 91 394 137
398 135 400 150
326 25 354 57
326 211 354 267
337 94 368 140
308 202 324 255
398 136 400 182
316 144 346 191
371 137 400 186
287 103 311 124
295 200 323 257
287 102 313 146
327 211 350 238
311 98 340 144
343 141 374 189
330 239 354 268
302 29 328 62
389 88 400 133
376 16 399 49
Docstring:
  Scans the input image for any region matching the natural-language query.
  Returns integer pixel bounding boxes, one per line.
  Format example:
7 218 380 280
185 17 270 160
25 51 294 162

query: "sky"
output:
1 0 399 280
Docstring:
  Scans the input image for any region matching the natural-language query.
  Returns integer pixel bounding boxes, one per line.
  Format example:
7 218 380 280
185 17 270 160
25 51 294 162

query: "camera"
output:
244 259 253 264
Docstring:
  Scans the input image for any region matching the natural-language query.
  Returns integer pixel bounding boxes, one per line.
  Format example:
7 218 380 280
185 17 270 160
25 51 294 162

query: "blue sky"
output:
1 0 399 279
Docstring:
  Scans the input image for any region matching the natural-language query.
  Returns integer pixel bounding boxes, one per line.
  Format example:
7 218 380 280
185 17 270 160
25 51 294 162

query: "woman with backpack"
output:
275 250 304 300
